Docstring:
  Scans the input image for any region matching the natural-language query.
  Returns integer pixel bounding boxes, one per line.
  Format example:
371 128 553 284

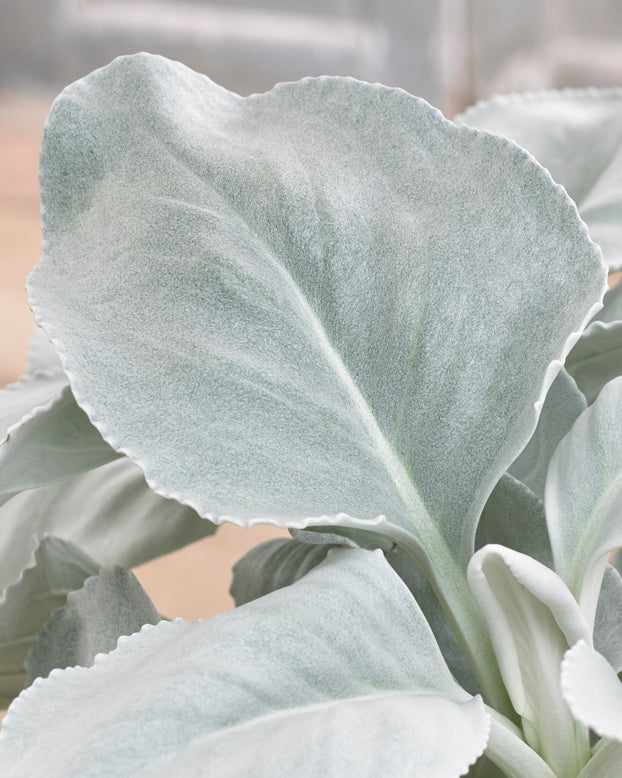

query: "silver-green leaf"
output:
0 549 488 777
457 89 622 271
30 53 605 574
25 566 160 685
545 375 622 622
0 536 98 707
0 456 217 593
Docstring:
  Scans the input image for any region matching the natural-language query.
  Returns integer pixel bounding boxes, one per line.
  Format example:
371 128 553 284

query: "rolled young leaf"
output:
457 89 622 271
468 545 592 777
0 536 98 707
545 375 622 623
0 456 217 593
30 53 605 575
25 566 160 685
0 548 489 777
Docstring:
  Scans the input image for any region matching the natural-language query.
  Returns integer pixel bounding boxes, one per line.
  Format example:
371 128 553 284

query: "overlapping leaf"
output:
561 640 622 742
457 89 622 271
0 549 489 777
0 457 216 593
545 375 622 621
476 474 551 568
231 537 480 694
594 565 622 673
0 536 98 707
29 54 605 579
508 369 586 498
566 320 622 404
25 566 160 685
468 545 591 777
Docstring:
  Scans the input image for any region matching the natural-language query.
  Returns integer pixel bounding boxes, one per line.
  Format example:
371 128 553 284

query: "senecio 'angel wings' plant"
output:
2 55 622 777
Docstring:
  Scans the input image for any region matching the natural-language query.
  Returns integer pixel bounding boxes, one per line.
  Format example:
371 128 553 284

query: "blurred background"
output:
2 0 622 619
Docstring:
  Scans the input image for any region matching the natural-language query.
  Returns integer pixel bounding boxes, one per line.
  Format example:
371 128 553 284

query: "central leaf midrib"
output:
281 264 439 545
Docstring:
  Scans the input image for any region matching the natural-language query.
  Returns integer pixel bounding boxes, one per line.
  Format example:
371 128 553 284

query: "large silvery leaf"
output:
0 536 98 707
0 549 490 777
0 456 216 593
25 566 160 685
457 89 622 271
545 375 622 622
29 53 605 573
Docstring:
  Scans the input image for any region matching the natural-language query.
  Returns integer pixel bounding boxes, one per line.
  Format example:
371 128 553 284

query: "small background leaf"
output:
0 536 98 707
25 566 160 685
0 456 217 593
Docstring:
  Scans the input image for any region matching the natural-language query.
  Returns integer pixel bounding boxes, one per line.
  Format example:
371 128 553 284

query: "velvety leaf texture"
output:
26 327 64 376
457 89 622 271
594 565 622 673
508 368 586 498
230 537 334 606
545 375 622 620
0 549 486 777
29 53 605 568
0 457 216 593
25 566 160 685
0 536 98 707
476 473 552 568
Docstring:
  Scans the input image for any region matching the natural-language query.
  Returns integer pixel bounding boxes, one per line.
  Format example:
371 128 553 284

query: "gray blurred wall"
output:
1 0 622 116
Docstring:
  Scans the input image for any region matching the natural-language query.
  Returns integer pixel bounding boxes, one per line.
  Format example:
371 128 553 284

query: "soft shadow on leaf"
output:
594 565 622 673
477 474 552 568
545 375 622 622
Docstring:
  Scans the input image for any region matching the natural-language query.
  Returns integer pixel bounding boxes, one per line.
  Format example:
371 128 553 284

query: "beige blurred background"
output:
3 0 622 647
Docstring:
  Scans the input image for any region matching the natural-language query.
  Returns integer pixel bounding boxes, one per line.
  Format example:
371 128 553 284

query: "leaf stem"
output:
377 520 516 721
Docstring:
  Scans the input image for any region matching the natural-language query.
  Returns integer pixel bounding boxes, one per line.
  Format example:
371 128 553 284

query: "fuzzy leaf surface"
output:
0 457 216 593
0 549 488 777
29 53 605 568
0 536 98 707
457 89 622 270
25 566 160 685
545 375 622 620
